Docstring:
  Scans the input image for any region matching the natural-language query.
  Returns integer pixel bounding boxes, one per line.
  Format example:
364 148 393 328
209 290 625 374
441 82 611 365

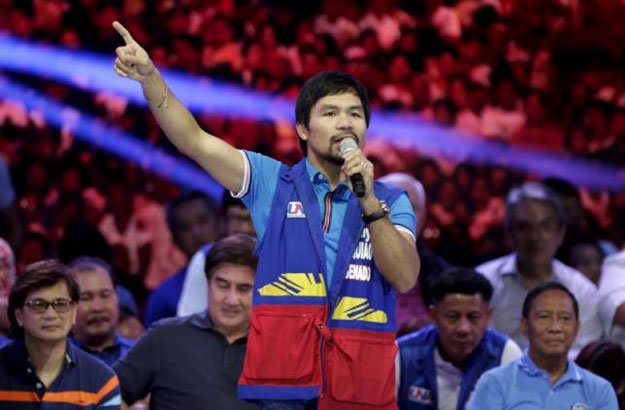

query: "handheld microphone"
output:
339 138 366 197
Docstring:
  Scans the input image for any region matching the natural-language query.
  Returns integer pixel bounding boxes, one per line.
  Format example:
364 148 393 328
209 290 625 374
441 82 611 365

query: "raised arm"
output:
112 21 245 193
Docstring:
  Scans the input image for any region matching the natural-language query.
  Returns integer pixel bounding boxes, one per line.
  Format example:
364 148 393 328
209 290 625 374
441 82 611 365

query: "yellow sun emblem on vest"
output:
258 273 326 297
331 297 388 323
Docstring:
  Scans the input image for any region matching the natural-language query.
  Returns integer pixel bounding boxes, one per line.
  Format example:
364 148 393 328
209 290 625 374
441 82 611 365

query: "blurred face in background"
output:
73 267 119 347
568 243 603 285
508 199 565 269
171 198 217 257
224 205 256 237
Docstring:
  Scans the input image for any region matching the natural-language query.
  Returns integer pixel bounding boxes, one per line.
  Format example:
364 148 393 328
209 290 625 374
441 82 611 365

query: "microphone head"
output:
339 138 358 155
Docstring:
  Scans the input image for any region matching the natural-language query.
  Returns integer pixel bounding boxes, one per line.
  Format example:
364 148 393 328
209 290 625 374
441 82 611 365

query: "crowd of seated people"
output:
0 0 624 292
1 1 625 407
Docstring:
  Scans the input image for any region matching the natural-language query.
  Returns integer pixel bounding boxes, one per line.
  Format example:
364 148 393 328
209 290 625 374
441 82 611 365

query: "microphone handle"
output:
351 173 366 197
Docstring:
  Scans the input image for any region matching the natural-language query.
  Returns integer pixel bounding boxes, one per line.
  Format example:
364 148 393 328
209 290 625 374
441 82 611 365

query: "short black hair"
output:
430 267 493 305
575 340 625 391
295 71 370 155
8 259 80 338
542 177 580 200
522 281 579 320
204 234 257 280
67 256 117 287
165 190 218 232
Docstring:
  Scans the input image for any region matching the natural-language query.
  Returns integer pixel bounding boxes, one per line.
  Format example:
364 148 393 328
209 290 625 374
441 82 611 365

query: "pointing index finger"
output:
113 21 134 45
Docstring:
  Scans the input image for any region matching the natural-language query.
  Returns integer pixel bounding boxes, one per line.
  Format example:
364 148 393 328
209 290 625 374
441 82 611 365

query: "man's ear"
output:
15 308 23 327
296 123 308 142
520 316 529 339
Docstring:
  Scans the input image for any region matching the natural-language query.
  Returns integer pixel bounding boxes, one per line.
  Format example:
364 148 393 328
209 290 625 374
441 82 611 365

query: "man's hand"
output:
113 21 155 82
341 149 376 206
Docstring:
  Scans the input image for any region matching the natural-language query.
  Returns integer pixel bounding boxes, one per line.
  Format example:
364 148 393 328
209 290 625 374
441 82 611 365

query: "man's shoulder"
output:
150 311 211 333
150 314 195 330
397 325 436 350
70 344 117 377
373 180 404 198
553 260 598 294
478 358 519 382
483 327 511 344
475 254 514 280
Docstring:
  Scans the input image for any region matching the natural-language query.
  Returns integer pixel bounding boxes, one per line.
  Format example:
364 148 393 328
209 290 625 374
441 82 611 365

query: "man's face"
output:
15 281 76 344
521 289 579 360
225 205 256 237
297 92 367 167
207 263 254 341
508 199 565 267
73 267 119 345
429 293 492 367
172 199 217 257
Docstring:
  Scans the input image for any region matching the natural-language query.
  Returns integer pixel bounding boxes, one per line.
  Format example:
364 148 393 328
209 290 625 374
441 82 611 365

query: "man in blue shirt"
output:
397 268 521 410
468 282 618 409
0 259 120 409
144 191 219 327
69 257 134 367
113 21 419 409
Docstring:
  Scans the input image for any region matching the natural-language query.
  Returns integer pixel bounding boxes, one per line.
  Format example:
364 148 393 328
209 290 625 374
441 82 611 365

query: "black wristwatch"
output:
363 201 389 225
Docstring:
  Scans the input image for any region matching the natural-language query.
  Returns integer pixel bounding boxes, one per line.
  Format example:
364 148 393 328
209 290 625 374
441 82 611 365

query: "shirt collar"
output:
499 253 519 277
190 310 248 343
518 350 582 385
189 309 217 330
500 254 557 280
305 159 350 196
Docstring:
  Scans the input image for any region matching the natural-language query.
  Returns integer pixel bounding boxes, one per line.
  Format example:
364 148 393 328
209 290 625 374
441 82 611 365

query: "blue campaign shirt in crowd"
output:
468 351 618 410
237 151 416 286
144 266 188 327
72 334 135 367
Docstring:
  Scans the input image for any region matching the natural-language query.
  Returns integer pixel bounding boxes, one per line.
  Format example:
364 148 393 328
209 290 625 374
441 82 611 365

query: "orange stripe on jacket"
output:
0 390 39 402
94 375 119 402
43 375 119 406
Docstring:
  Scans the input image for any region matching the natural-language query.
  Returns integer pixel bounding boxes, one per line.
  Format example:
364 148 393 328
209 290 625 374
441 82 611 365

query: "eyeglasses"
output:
23 298 75 313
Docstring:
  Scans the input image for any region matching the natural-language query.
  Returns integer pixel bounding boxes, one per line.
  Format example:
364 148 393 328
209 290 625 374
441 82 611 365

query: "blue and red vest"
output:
238 160 404 409
397 325 508 410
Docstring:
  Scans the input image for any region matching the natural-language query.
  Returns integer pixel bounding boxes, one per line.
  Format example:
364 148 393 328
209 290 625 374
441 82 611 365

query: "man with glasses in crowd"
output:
0 259 121 409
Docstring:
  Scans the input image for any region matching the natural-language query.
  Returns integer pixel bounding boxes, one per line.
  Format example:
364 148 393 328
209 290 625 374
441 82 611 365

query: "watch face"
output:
380 200 390 214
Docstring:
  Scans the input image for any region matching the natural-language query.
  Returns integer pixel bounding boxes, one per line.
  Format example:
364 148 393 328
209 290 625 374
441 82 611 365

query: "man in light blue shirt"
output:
468 282 618 409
